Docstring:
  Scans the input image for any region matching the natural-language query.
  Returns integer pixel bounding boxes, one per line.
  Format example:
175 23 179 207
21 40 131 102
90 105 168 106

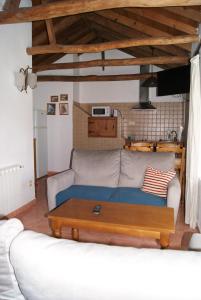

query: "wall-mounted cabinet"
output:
88 117 117 138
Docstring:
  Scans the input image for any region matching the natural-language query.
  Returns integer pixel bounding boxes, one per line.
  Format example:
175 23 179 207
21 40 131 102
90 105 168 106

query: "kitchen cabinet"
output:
88 117 117 138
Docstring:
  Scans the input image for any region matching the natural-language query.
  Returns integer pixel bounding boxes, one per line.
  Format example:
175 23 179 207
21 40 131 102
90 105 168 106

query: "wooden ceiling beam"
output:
97 10 191 51
33 31 97 66
87 13 190 56
34 56 189 72
37 73 156 82
123 8 196 35
45 19 56 44
165 7 201 23
3 0 21 11
27 35 198 55
0 0 201 24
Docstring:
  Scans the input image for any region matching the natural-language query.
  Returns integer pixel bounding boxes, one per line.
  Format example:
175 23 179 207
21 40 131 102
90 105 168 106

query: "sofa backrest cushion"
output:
0 218 25 300
119 150 175 188
72 149 120 187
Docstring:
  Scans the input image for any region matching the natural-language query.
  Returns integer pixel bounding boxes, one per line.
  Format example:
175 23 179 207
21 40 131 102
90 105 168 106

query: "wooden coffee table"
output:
47 198 175 248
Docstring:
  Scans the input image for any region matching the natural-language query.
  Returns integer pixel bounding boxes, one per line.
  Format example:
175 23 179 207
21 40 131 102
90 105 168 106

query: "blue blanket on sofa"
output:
56 185 166 207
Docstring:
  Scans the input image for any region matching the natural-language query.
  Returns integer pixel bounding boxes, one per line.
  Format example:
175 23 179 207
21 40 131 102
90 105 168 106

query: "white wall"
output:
79 50 140 103
0 22 35 211
34 55 74 172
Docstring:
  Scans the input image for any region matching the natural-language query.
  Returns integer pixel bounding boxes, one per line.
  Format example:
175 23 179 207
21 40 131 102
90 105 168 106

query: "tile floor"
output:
15 178 197 250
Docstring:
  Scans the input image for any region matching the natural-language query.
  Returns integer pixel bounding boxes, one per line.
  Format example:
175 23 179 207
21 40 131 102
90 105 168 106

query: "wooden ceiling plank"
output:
0 0 201 24
97 10 191 51
37 73 156 82
33 31 96 66
165 7 201 23
3 0 21 11
124 8 197 34
27 35 198 55
86 13 190 56
34 56 189 72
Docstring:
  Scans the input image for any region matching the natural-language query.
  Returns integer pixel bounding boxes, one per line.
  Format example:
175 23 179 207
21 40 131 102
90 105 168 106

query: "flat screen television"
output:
157 65 190 96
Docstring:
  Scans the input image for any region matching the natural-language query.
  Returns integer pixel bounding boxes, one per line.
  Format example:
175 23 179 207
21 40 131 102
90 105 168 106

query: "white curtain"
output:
185 54 201 228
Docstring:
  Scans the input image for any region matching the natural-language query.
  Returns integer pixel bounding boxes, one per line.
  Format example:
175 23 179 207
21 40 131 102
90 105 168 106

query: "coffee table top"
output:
48 198 175 234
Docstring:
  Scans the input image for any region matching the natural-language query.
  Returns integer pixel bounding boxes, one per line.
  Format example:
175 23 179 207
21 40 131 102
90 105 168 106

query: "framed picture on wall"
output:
60 94 68 102
51 95 59 102
47 103 56 115
59 103 69 115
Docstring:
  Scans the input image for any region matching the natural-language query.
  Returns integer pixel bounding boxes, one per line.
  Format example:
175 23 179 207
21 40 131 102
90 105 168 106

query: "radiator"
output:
0 165 23 216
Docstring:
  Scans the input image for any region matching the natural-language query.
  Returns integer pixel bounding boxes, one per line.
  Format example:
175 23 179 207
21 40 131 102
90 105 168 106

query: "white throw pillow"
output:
0 218 25 300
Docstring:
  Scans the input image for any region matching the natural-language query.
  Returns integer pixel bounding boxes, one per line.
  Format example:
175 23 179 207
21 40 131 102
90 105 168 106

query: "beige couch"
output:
47 149 181 222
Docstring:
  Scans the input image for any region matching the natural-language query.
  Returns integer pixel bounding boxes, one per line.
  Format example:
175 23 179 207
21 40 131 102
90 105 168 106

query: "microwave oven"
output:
92 106 112 117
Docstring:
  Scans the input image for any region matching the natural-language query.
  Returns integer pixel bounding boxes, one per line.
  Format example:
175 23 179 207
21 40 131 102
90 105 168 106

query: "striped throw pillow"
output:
141 166 176 198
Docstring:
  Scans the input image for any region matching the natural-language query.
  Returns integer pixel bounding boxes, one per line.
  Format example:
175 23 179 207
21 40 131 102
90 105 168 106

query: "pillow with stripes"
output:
141 166 176 198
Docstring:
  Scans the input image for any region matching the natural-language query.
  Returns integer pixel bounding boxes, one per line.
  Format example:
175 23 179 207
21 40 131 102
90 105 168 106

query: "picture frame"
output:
59 103 69 115
60 94 68 102
51 95 59 102
47 103 56 115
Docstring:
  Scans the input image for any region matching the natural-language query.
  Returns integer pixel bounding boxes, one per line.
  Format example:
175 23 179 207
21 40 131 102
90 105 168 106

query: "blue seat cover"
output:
109 187 166 207
56 185 115 206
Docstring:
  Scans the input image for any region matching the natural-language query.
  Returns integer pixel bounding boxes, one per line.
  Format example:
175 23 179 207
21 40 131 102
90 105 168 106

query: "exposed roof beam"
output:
3 0 21 11
34 56 189 72
0 0 201 24
27 35 198 55
37 73 156 82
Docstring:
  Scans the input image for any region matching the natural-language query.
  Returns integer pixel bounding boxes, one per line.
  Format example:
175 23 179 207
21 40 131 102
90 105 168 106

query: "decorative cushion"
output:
141 166 176 198
119 150 175 188
72 149 121 187
0 218 25 300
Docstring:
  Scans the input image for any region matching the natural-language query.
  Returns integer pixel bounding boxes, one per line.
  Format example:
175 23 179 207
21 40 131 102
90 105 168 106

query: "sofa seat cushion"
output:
109 187 166 207
72 149 120 187
56 185 115 206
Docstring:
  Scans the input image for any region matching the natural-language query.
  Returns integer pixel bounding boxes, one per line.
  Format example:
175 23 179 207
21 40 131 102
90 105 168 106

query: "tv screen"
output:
157 65 190 96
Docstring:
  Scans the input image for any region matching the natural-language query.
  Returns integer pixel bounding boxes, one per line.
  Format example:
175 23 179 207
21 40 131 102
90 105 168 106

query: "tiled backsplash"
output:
73 102 185 150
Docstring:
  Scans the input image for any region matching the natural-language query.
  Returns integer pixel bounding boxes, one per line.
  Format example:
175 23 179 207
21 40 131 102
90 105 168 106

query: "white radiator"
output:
0 165 23 216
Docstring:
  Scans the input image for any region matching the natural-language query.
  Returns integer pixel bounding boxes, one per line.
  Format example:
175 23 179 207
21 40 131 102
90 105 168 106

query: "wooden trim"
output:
3 0 21 11
34 56 189 72
0 0 200 24
7 199 37 218
27 35 198 55
37 73 156 82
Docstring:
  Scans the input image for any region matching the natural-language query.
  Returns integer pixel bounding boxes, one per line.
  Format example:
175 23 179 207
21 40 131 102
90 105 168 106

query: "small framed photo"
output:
51 95 59 102
47 103 56 115
59 103 69 115
60 94 68 102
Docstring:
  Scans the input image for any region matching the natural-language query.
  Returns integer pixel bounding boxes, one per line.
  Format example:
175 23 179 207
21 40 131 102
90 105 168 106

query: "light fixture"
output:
142 47 157 88
15 66 37 92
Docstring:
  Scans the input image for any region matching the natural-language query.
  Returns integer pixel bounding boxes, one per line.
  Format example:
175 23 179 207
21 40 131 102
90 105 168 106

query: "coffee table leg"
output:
72 228 79 241
50 221 62 238
160 233 170 249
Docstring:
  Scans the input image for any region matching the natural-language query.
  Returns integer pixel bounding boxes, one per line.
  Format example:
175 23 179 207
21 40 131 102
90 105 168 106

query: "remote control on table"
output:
92 205 102 215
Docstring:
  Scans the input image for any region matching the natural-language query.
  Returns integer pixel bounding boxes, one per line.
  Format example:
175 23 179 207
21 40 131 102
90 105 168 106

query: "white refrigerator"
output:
34 109 47 178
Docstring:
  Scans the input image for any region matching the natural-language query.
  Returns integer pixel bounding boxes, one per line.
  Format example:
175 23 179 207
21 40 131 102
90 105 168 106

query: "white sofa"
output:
1 219 201 300
47 149 181 222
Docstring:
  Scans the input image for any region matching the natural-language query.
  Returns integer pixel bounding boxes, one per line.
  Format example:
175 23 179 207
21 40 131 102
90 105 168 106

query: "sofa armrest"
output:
47 169 75 211
167 176 181 224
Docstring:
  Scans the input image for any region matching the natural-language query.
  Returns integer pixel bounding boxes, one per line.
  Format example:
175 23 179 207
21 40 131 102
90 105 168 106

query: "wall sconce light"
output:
15 66 37 92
